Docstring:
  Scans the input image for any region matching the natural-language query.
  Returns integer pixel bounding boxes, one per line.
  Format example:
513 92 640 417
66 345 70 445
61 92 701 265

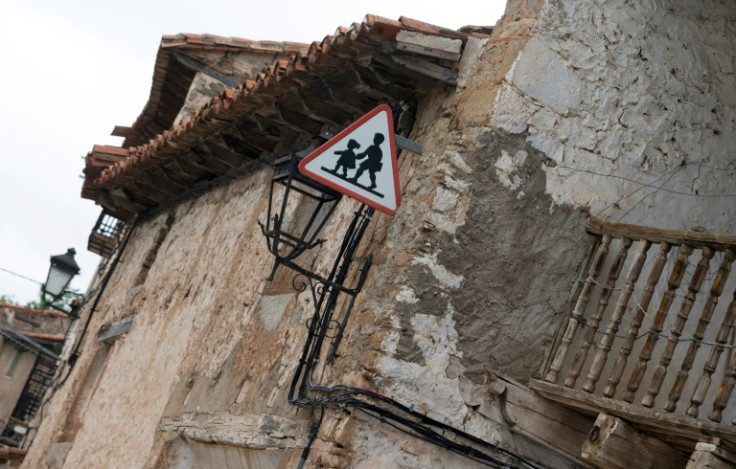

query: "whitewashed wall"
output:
491 0 736 233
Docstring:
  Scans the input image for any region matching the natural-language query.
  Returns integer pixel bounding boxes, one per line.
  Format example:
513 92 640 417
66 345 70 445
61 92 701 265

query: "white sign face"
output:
298 105 400 215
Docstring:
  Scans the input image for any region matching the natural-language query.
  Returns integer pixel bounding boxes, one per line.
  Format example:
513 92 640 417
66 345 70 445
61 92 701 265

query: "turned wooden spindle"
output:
642 247 713 408
545 235 611 383
623 245 692 403
566 239 632 388
666 250 734 413
604 242 670 397
583 240 651 393
705 290 736 422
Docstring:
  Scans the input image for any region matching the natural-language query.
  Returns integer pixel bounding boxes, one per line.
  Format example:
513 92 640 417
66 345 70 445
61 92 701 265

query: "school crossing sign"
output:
298 105 401 216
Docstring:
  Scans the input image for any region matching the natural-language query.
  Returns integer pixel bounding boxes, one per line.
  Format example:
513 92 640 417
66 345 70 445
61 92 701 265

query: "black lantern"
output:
260 141 342 264
43 248 81 300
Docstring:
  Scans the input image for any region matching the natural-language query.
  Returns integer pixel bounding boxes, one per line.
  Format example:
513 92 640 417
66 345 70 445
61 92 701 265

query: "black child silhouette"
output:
350 133 385 189
333 139 360 177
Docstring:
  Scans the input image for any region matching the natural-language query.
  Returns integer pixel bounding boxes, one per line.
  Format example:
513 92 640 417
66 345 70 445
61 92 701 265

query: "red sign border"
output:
298 104 400 216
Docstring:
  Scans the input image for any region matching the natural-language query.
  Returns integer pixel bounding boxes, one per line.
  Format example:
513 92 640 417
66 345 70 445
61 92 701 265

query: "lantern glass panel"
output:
44 264 75 299
264 155 341 261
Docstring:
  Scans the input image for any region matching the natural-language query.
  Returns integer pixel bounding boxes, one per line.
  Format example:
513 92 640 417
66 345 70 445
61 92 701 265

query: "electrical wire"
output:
592 165 683 218
571 313 736 349
615 165 684 222
307 372 538 468
686 162 736 172
296 405 324 469
69 215 138 359
0 266 42 286
559 162 736 198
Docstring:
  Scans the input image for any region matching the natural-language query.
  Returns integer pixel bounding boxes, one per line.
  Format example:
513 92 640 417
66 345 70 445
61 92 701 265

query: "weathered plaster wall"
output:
59 173 282 469
20 213 196 468
491 0 736 232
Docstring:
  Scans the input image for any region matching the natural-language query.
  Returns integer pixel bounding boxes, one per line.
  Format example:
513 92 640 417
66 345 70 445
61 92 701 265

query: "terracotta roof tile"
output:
0 303 69 318
0 327 66 342
92 144 128 157
161 33 309 53
399 16 457 36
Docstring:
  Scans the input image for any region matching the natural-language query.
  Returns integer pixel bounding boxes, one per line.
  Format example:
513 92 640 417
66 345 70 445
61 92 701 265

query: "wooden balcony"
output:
533 219 736 450
87 211 124 259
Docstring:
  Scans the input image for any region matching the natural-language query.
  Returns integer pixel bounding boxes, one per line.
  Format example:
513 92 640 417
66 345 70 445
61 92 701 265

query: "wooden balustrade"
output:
604 241 667 398
544 235 610 384
706 290 736 422
566 238 631 388
666 251 734 413
623 244 693 403
537 219 736 436
642 247 713 408
584 240 649 393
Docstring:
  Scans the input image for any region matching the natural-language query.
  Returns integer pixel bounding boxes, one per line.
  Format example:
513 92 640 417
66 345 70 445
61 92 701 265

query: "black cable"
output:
311 383 539 469
616 164 683 222
354 407 512 468
0 266 42 286
560 162 736 198
296 405 325 469
290 392 535 468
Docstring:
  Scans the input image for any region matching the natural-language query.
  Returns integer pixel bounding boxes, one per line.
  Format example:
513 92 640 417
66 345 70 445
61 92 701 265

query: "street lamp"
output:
260 139 342 268
43 248 81 302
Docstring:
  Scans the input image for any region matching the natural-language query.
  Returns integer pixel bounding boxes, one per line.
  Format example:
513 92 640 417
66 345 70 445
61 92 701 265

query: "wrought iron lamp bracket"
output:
271 252 371 298
260 173 375 358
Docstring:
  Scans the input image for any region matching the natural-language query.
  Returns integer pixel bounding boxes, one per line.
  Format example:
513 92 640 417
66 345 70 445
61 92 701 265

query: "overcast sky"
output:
0 0 506 305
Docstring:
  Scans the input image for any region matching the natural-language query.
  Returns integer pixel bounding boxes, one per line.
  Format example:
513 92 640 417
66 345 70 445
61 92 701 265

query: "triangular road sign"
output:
298 104 400 215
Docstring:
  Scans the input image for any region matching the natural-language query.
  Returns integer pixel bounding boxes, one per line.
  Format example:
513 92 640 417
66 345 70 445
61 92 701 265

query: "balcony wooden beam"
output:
531 379 736 441
490 376 595 466
589 218 736 251
581 412 689 469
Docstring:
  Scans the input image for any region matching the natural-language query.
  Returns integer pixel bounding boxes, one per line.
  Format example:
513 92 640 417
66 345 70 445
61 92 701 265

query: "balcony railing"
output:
88 210 124 259
534 219 736 441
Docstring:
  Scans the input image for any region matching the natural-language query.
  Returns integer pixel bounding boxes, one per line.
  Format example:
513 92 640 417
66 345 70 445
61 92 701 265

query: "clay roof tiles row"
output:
0 302 69 319
0 327 66 343
161 33 309 53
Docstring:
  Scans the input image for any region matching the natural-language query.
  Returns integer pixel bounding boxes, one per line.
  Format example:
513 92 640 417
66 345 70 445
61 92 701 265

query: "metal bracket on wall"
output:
272 204 373 361
395 135 422 155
